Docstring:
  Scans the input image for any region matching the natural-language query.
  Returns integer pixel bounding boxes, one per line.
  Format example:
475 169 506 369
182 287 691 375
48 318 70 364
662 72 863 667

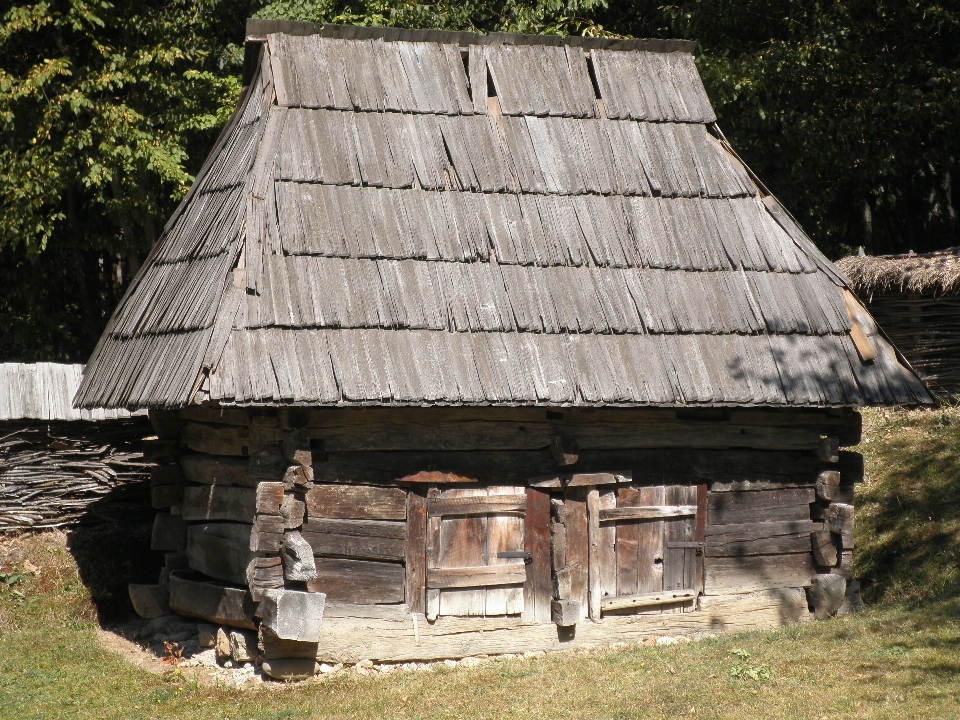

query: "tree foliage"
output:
1 0 958 361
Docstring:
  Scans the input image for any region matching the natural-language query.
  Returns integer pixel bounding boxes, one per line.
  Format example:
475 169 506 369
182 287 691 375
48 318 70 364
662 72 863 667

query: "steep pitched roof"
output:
75 25 932 409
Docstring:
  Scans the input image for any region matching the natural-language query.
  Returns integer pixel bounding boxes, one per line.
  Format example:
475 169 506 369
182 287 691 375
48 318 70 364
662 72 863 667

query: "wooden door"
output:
588 484 704 619
423 486 550 621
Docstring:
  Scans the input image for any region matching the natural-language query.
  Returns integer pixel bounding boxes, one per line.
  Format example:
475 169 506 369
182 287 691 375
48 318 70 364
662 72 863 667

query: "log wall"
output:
143 405 861 660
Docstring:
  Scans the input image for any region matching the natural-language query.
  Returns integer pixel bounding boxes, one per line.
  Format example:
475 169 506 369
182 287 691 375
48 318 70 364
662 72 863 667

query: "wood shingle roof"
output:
75 26 932 409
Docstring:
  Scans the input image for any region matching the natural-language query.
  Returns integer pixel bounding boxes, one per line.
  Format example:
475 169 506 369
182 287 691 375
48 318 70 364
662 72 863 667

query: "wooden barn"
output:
0 363 151 531
74 21 932 673
838 248 960 397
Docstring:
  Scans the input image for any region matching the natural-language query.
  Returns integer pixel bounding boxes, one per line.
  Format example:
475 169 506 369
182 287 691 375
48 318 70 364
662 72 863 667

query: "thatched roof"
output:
837 248 960 296
74 23 932 410
0 364 141 421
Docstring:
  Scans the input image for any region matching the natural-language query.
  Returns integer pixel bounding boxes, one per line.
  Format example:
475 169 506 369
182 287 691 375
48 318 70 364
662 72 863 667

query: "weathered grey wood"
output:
304 408 860 453
553 565 572 599
187 523 256 585
306 484 407 520
428 494 526 516
301 520 406 561
550 435 579 466
551 599 580 626
249 449 287 480
599 505 697 522
180 453 257 487
304 588 811 663
259 624 320 661
282 531 318 581
260 587 326 642
601 589 696 612
181 485 256 522
246 557 284 601
256 482 285 514
811 530 839 567
817 436 840 463
151 512 188 552
168 572 256 629
586 488 601 621
704 553 817 594
564 488 589 620
815 470 842 501
250 514 284 552
597 490 617 600
708 488 815 525
312 448 851 489
179 406 250 426
281 494 306 528
182 422 250 456
551 521 567 571
704 520 822 557
283 464 313 488
823 502 854 535
808 574 846 619
149 409 184 441
406 489 427 614
427 564 527 589
306 558 405 604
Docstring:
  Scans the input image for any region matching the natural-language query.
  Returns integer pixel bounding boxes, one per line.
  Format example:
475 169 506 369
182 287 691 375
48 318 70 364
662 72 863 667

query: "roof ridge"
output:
244 19 697 54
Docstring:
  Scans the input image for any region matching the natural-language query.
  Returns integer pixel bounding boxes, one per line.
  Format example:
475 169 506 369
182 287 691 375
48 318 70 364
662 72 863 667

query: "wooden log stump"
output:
255 482 284 515
551 599 580 627
815 471 841 501
811 530 839 567
808 574 846 619
260 588 326 642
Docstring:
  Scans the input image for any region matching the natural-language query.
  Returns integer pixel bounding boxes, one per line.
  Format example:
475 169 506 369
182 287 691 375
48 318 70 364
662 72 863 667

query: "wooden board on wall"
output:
181 485 256 523
405 490 427 614
564 488 589 620
306 558 405 604
185 523 256 586
704 553 817 594
305 485 407 520
309 448 857 489
707 488 815 525
301 519 406 561
704 520 822 557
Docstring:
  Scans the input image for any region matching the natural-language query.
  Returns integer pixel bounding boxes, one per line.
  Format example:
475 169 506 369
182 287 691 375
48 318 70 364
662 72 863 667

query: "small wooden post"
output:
586 488 601 621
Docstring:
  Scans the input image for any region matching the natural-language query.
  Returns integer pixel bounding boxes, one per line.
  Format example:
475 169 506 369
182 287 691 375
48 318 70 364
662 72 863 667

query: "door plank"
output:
587 488 601 621
524 487 551 623
405 489 427 614
636 485 665 612
598 489 617 601
564 487 589 620
615 487 640 596
486 486 525 616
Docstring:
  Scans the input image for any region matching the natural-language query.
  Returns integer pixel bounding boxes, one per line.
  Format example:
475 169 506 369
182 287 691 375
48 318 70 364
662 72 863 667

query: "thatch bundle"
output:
838 249 960 396
837 248 960 297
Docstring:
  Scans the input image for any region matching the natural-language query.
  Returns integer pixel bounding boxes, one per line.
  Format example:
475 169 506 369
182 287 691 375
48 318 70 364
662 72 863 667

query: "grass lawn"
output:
2 407 960 720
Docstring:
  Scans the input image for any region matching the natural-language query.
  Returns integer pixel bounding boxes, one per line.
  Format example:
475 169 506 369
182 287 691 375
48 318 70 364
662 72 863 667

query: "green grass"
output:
2 407 960 719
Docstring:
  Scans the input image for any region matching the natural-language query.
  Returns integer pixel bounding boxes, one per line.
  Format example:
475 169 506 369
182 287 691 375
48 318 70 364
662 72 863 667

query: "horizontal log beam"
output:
599 505 697 522
426 564 527 589
601 590 697 612
427 495 526 517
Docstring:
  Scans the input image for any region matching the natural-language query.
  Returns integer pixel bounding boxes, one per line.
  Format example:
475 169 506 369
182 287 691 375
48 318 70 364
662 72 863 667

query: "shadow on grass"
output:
856 409 960 604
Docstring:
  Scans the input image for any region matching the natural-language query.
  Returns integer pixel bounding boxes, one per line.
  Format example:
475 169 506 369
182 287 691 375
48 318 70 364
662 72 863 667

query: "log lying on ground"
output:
167 572 256 629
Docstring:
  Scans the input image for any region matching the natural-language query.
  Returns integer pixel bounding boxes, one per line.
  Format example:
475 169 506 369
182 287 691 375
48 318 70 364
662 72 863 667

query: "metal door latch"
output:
497 551 533 564
665 541 704 556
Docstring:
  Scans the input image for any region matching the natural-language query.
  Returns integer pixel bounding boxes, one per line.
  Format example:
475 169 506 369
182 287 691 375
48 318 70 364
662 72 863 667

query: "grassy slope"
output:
2 408 960 720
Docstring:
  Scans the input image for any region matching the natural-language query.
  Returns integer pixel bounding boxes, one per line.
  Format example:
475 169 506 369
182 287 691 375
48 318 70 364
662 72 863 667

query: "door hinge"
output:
665 541 704 556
